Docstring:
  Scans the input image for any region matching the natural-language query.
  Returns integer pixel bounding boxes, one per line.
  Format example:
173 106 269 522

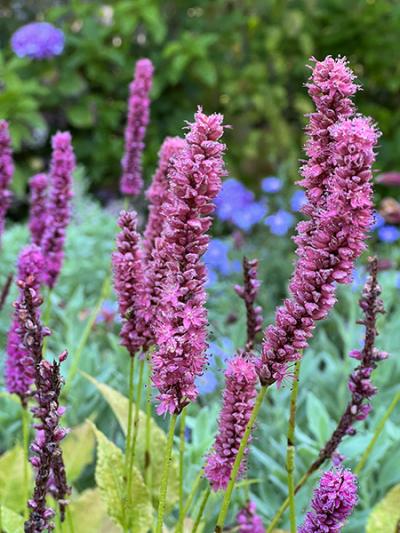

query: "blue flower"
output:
290 190 307 211
11 22 64 60
204 239 232 275
371 213 385 231
351 267 366 292
395 272 400 290
377 225 400 243
261 176 283 193
196 338 234 395
196 371 218 395
231 201 267 231
265 209 295 236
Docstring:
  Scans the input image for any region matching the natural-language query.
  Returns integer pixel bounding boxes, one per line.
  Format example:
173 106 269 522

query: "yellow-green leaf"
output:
84 373 179 510
62 420 95 483
0 445 32 514
68 489 121 532
366 484 400 533
0 505 24 533
91 424 153 533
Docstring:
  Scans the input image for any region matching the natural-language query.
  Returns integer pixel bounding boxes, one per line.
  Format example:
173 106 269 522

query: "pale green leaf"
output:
0 445 32 514
366 484 400 533
0 505 24 533
68 489 121 533
62 420 95 483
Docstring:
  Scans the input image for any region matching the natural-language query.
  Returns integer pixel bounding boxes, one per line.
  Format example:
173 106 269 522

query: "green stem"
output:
66 507 75 533
65 275 110 395
155 413 177 533
174 470 203 533
123 196 130 210
21 402 30 520
287 360 301 533
124 356 135 531
144 361 152 486
215 386 268 532
355 390 400 475
193 487 211 533
177 409 187 532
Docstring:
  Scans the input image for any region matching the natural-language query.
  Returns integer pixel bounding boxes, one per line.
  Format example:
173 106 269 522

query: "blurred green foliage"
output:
1 0 400 197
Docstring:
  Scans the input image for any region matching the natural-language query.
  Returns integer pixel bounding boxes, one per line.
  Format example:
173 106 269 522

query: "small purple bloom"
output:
290 190 307 211
261 176 282 193
11 22 64 60
236 501 264 533
377 225 400 243
264 209 294 236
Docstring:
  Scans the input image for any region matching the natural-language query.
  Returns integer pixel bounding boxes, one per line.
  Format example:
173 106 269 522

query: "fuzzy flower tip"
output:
112 210 152 355
29 173 49 246
235 257 263 350
151 108 226 415
299 468 358 533
0 120 14 242
11 22 64 60
205 356 258 490
236 501 264 533
5 245 45 401
258 57 380 387
41 131 75 288
120 58 154 196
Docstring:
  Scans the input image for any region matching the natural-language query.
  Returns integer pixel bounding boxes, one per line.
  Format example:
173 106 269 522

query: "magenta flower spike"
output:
204 356 258 490
112 210 152 355
299 468 358 533
5 245 45 403
258 58 380 387
151 108 226 415
41 131 75 288
120 58 154 196
29 173 49 246
0 120 14 243
236 501 264 533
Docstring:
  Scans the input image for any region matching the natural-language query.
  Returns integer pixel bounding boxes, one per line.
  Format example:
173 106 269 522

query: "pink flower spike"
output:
0 120 14 244
29 173 48 245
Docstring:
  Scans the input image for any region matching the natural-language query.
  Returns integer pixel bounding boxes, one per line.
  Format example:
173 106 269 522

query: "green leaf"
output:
0 445 32 514
62 420 95 483
366 484 400 533
66 100 95 128
306 393 333 447
68 489 121 532
84 373 179 510
0 505 24 533
91 424 152 532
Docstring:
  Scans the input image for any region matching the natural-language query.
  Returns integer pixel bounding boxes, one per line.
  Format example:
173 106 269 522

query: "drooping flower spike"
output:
120 58 154 196
29 173 49 246
0 120 14 245
151 108 227 415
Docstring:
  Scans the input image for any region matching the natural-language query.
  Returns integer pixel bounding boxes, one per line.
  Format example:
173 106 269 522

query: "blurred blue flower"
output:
261 176 283 193
377 225 400 243
204 239 232 275
196 338 234 395
96 299 120 324
265 209 295 236
231 201 267 231
290 190 307 212
196 371 218 395
11 22 65 59
395 272 400 290
371 213 385 231
351 267 366 292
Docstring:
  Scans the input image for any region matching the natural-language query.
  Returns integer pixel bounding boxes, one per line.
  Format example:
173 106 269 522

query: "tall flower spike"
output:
204 356 258 490
120 58 153 196
234 257 263 350
5 245 45 403
0 120 14 244
299 468 358 533
152 108 227 415
29 173 48 246
41 131 75 288
258 58 380 387
236 501 264 533
112 210 152 355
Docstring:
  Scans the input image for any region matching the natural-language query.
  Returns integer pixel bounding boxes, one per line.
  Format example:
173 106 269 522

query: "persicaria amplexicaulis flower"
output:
204 356 258 490
112 210 152 355
258 57 380 387
0 119 14 244
151 108 226 415
29 173 49 246
299 468 358 533
120 58 154 196
236 500 264 533
41 131 75 288
11 22 64 60
5 245 44 403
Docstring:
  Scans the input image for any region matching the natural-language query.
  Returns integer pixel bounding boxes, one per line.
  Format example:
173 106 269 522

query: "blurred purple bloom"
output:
96 299 120 325
290 190 307 211
11 22 64 60
371 213 385 230
231 201 267 231
265 209 295 236
261 176 282 193
377 225 400 243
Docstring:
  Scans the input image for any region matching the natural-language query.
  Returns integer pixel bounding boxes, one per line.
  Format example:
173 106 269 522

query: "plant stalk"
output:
144 350 153 486
21 401 30 520
124 355 136 531
174 470 203 533
177 408 187 532
193 487 211 533
287 360 301 533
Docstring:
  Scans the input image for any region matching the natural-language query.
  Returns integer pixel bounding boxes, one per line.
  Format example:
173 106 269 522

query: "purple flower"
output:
261 176 282 193
0 120 14 244
264 209 294 236
120 58 153 196
377 225 400 243
236 501 264 533
11 22 64 60
290 190 307 212
235 257 263 350
299 468 358 533
28 173 48 246
376 171 400 186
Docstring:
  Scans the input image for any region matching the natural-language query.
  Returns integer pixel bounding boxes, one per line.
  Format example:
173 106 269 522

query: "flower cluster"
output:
151 109 226 415
5 245 44 402
120 58 154 196
0 120 14 243
259 57 379 387
11 22 64 60
112 210 152 355
205 356 258 490
235 257 263 350
299 468 358 533
236 501 264 533
29 173 49 246
41 131 75 288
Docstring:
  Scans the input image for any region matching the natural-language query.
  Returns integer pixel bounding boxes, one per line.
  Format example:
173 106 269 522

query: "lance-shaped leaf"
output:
62 420 95 483
0 445 32 514
366 484 400 533
0 505 24 533
68 488 121 532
